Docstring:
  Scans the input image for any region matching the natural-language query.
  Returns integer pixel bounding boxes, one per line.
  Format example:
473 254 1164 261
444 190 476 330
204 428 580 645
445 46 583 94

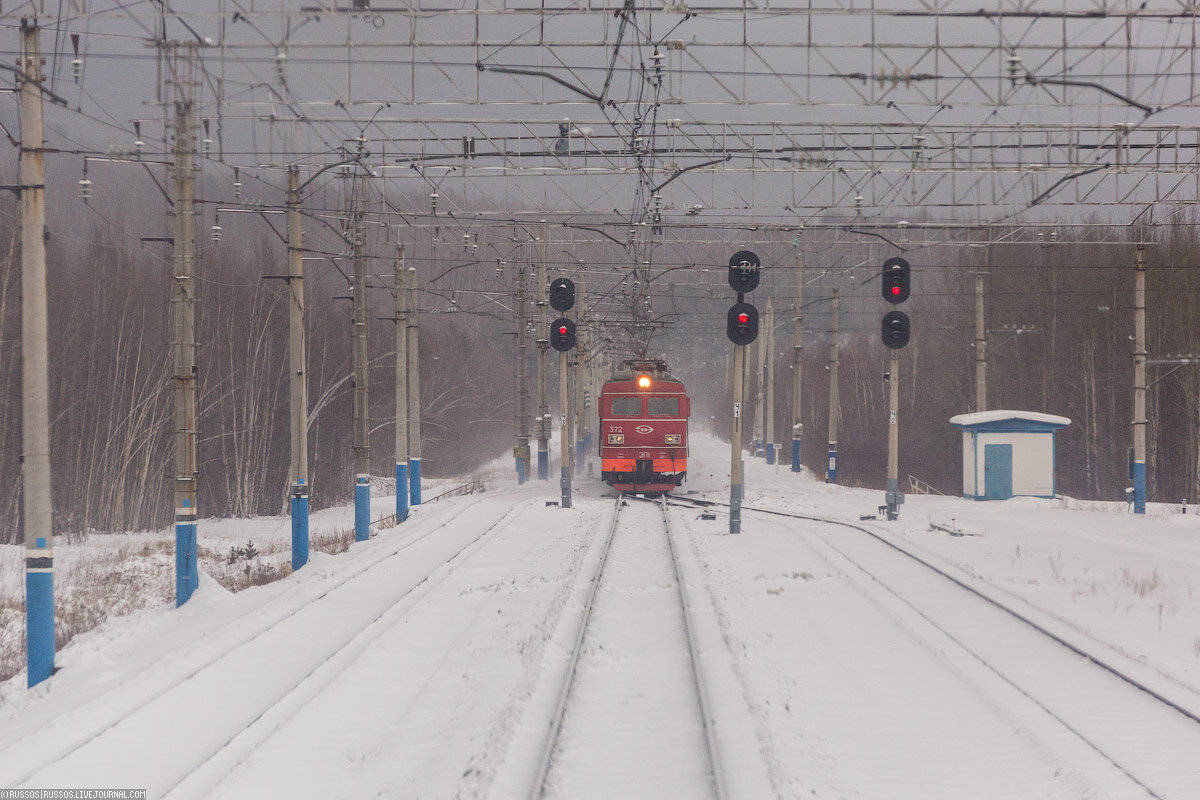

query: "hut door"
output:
983 444 1013 500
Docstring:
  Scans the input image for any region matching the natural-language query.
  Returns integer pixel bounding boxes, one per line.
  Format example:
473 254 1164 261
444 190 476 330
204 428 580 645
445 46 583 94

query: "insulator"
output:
275 50 288 82
202 138 213 156
430 191 439 214
78 178 92 202
134 139 144 158
71 58 82 82
211 225 222 243
233 181 243 199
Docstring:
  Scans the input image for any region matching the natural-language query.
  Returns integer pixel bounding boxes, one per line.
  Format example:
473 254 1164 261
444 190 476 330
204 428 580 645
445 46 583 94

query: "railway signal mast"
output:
550 277 577 509
881 257 911 521
726 250 761 534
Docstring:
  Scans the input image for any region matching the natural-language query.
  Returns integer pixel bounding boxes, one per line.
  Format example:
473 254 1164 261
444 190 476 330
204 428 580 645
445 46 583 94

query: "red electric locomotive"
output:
598 360 690 494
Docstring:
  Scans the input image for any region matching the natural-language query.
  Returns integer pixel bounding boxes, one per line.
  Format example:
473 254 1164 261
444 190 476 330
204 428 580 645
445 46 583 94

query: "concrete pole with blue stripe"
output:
791 247 804 472
1133 244 1147 514
19 19 54 686
287 168 310 568
394 244 409 522
351 196 371 540
171 51 200 605
406 273 423 505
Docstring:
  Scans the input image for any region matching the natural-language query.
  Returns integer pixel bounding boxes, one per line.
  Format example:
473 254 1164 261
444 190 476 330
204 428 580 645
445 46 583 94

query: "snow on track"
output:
539 496 715 800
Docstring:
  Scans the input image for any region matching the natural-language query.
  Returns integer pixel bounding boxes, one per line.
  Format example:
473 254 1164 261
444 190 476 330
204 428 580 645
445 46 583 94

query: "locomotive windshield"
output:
648 397 679 416
610 396 642 415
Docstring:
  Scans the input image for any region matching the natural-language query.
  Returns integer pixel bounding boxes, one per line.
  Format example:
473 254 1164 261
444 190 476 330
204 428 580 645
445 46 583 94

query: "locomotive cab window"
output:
648 397 679 416
610 396 642 416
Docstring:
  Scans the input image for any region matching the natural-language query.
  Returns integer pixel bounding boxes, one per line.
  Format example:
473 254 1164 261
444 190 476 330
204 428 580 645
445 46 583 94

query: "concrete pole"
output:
515 261 529 482
286 168 310 568
560 349 572 508
351 197 371 541
765 298 776 465
170 51 199 605
574 276 588 472
20 19 55 686
1134 244 1147 514
536 226 550 480
730 343 745 534
406 270 423 505
394 244 409 522
827 288 840 483
791 249 804 472
975 273 987 412
886 349 901 520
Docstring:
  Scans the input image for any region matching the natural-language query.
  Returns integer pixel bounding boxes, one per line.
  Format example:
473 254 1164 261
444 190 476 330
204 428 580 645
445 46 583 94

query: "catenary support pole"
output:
515 259 529 483
171 48 199 605
536 225 550 480
765 298 776 465
1134 244 1147 514
827 288 840 483
975 272 987 412
351 195 370 541
730 343 746 534
20 19 54 686
886 349 901 520
792 248 804 472
286 168 310 568
575 276 588 472
407 268 423 505
394 244 409 523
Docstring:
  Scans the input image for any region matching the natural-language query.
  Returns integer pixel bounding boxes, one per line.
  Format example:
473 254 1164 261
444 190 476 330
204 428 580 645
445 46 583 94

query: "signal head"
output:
882 310 911 349
550 317 577 351
549 277 576 311
881 256 911 304
726 301 759 346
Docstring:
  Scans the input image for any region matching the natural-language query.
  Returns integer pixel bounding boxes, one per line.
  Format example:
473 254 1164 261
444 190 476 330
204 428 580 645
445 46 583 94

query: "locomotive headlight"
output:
637 375 652 389
664 434 681 445
608 433 624 444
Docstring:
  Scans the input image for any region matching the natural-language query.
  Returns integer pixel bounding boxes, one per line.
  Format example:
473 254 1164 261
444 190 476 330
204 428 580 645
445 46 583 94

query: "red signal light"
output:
558 325 568 335
890 286 901 296
738 313 749 324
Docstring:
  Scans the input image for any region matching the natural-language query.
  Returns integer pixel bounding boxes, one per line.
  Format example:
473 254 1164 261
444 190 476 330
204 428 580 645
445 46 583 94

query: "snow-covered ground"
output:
1 432 1198 799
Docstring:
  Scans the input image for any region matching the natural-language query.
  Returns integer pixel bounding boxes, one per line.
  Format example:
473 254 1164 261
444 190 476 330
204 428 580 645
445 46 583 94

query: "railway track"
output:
669 494 1200 798
0 491 546 796
522 493 727 800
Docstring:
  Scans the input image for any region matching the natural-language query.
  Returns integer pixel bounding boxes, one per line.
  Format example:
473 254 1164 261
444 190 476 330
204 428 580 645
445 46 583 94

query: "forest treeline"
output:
3 207 1200 542
0 215 515 543
724 220 1200 504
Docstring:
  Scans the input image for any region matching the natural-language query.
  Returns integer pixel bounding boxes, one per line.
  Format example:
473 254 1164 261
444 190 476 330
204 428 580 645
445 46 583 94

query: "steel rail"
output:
667 494 1200 727
527 493 626 800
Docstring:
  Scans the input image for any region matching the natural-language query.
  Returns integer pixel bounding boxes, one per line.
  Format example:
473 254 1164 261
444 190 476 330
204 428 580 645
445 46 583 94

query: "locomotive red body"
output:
598 360 690 494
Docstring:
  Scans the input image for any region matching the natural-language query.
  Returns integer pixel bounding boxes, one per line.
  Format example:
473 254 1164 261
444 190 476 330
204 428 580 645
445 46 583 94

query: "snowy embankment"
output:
0 433 1196 799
